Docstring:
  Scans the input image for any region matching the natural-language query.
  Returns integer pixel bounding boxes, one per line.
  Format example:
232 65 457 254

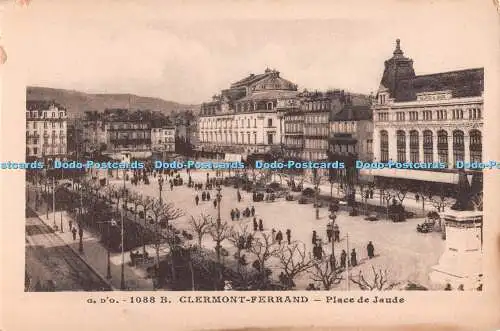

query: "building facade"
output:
329 104 373 163
371 39 483 188
26 101 67 161
277 98 303 160
151 126 176 153
197 68 299 159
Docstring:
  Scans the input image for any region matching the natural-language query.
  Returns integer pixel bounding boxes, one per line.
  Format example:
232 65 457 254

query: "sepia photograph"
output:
2 0 500 330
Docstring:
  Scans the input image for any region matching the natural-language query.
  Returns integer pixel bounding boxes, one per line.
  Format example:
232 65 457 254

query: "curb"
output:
29 206 118 291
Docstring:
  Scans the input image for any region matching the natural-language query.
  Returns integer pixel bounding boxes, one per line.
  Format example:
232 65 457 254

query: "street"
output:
25 207 112 292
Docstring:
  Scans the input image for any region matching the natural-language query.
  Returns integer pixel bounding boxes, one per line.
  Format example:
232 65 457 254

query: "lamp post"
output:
215 184 222 264
78 180 84 253
52 176 56 228
120 176 126 290
96 220 113 280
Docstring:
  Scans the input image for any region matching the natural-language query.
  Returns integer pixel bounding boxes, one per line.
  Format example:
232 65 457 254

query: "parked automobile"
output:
364 213 378 222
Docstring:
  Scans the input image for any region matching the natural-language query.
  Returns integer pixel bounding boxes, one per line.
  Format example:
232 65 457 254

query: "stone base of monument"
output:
429 209 483 290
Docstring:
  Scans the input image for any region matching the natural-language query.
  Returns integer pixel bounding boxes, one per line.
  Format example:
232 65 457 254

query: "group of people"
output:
271 228 292 245
194 191 212 205
230 205 255 221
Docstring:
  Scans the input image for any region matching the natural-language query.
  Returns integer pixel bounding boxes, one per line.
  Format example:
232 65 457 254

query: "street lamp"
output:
97 220 114 280
215 184 222 264
120 176 127 290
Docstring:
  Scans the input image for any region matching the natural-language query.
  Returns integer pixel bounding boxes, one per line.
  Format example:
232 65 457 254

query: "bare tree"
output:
274 242 313 289
430 195 451 213
472 192 483 211
149 199 184 282
416 183 433 215
209 218 231 265
395 185 408 205
350 266 400 290
228 224 252 274
308 255 343 290
247 232 279 281
310 168 325 220
189 214 212 247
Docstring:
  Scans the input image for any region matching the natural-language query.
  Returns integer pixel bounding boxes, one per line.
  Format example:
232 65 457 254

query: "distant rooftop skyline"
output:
5 0 494 104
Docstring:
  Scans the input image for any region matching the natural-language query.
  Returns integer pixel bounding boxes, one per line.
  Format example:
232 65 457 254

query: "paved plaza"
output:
107 169 446 290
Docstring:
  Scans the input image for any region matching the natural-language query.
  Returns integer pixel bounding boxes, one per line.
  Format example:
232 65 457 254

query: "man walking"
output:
286 229 291 244
367 241 375 259
326 222 333 243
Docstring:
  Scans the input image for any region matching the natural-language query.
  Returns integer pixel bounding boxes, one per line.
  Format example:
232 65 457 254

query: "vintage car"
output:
416 219 435 233
364 213 378 222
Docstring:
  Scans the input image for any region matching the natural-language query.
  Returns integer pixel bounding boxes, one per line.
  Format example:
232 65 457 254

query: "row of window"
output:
200 118 274 129
284 123 303 133
26 130 65 137
26 111 66 119
110 132 151 139
301 101 335 111
26 147 66 156
330 121 357 133
379 129 482 164
109 123 149 130
27 137 66 145
26 121 65 129
200 132 275 145
304 139 328 150
304 114 328 124
379 108 482 122
304 127 329 136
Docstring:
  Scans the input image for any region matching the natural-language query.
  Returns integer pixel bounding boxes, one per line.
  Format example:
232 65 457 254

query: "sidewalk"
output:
26 189 154 291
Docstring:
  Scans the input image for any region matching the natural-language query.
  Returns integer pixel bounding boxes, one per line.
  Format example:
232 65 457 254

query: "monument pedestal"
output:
429 209 482 290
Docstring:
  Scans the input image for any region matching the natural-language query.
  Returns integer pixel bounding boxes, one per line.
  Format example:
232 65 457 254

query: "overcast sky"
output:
6 0 495 104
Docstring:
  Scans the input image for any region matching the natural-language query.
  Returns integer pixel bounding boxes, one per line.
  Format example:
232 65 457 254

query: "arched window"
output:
469 130 482 163
409 130 419 163
380 130 389 162
396 130 406 163
423 130 433 163
453 130 465 165
437 130 448 166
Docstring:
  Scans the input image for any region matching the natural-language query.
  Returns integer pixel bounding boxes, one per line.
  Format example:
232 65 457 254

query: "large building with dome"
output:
196 68 299 159
370 39 483 191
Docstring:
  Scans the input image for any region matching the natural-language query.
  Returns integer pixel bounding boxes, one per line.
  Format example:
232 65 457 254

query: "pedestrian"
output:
333 223 340 242
246 234 253 249
68 219 73 231
258 219 263 231
415 194 419 202
235 208 240 220
312 230 317 245
253 217 258 231
286 229 291 244
340 250 347 269
367 241 375 259
230 209 235 221
272 228 276 241
237 190 242 203
72 227 77 241
317 245 323 259
276 230 283 245
195 195 199 206
251 205 255 217
202 191 206 201
213 199 217 209
326 222 333 243
329 254 336 270
350 249 357 267
207 192 211 201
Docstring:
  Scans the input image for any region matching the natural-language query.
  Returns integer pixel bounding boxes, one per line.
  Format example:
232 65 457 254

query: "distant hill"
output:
26 86 199 118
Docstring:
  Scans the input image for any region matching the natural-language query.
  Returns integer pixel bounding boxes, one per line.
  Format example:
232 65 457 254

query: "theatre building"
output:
197 68 299 160
371 39 483 192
